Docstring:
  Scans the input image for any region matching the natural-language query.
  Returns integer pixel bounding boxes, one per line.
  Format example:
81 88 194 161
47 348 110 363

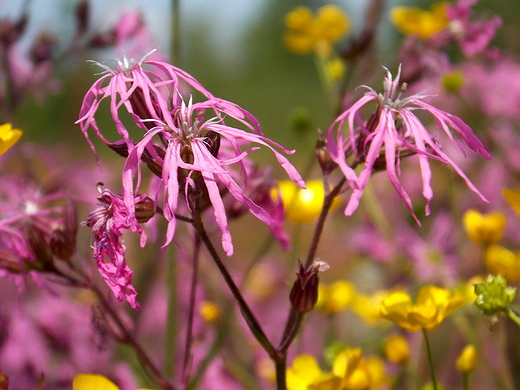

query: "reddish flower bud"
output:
134 196 155 223
290 259 329 313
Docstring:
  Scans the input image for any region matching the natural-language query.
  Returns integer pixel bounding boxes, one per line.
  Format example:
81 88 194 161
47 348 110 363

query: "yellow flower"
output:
463 209 506 246
199 301 220 323
390 2 449 40
456 275 485 303
317 280 356 314
380 286 465 332
287 354 332 390
0 123 22 155
73 374 153 390
384 335 409 364
456 344 478 373
274 180 341 223
288 348 386 390
485 245 520 282
351 290 392 324
503 188 520 219
284 5 350 54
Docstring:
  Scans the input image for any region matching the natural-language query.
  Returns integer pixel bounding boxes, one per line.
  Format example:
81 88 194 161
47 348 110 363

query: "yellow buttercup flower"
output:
351 290 392 324
73 374 153 390
456 344 478 373
199 301 220 323
463 209 506 246
287 349 386 390
503 188 520 219
0 123 22 155
284 5 350 54
390 2 449 40
317 280 356 314
485 245 520 282
380 286 465 332
274 180 341 223
384 335 409 364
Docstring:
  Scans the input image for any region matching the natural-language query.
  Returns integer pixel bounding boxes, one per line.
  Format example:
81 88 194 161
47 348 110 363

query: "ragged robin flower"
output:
284 5 350 55
463 209 506 246
0 123 22 155
380 285 465 331
77 54 305 257
391 2 449 40
327 65 490 223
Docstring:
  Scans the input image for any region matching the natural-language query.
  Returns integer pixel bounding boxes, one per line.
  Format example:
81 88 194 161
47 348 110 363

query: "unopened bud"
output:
26 225 53 270
315 130 337 176
134 196 155 223
107 139 130 158
474 274 516 315
30 33 55 64
290 259 329 313
142 144 165 177
75 0 90 35
49 229 75 261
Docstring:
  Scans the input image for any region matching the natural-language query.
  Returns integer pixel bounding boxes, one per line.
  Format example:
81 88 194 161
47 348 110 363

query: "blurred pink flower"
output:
84 185 147 309
327 65 491 222
447 0 502 58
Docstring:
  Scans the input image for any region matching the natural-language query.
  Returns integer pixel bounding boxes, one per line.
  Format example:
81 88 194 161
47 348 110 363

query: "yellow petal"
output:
321 280 355 314
284 32 317 54
364 356 386 387
503 188 520 219
285 6 314 33
0 123 22 155
73 374 120 390
380 291 413 323
456 344 478 373
390 3 448 40
287 355 324 390
463 209 506 245
315 5 350 42
332 348 363 378
385 335 410 364
485 245 520 282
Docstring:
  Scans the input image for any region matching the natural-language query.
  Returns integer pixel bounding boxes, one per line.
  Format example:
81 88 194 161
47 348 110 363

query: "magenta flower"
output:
327 66 491 222
77 55 304 256
447 0 502 58
84 185 149 309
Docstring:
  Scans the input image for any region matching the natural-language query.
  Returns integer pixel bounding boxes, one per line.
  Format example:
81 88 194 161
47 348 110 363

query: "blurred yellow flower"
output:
317 280 356 314
390 2 449 40
456 344 478 373
351 290 392 324
463 209 506 246
456 275 485 303
287 348 386 390
485 245 520 282
503 188 520 219
73 374 153 390
199 301 220 323
380 286 465 332
0 123 22 155
384 335 409 364
284 5 350 54
274 180 341 224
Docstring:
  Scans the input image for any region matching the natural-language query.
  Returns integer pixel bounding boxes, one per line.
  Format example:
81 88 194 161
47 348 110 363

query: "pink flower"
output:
447 0 502 58
77 55 304 256
327 65 491 222
84 185 149 309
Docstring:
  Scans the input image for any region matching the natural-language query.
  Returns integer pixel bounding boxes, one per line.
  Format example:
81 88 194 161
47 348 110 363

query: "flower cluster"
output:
77 53 305 260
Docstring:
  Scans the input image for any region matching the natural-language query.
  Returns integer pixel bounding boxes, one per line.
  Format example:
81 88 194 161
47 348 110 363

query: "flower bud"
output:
290 259 329 313
134 196 155 223
107 139 130 158
142 144 165 178
75 0 90 36
315 130 337 176
49 229 75 261
205 130 221 158
26 225 53 270
474 274 516 315
463 209 506 246
456 344 477 373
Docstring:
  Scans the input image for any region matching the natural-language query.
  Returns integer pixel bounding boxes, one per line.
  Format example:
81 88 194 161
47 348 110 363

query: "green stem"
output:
505 307 520 327
422 329 438 390
172 0 181 65
463 373 469 390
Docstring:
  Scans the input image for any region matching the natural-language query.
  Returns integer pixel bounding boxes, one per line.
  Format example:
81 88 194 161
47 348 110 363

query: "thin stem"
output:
422 329 438 390
304 176 346 268
505 307 520 327
463 373 469 390
193 219 277 359
275 355 288 390
172 0 181 65
165 245 177 379
91 284 177 390
182 233 202 388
